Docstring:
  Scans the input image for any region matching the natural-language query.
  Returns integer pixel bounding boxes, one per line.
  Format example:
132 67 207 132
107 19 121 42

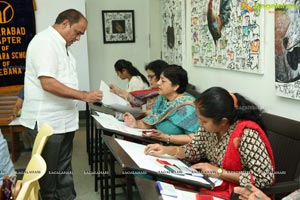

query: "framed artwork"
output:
191 0 265 74
275 0 300 100
102 10 135 43
161 0 185 66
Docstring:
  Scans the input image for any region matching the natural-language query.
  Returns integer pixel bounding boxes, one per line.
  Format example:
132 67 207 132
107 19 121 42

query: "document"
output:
8 117 22 126
92 112 152 136
156 181 223 200
99 80 142 114
115 138 223 189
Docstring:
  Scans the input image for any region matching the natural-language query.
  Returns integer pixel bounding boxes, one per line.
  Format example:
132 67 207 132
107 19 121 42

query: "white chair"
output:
16 154 47 200
31 123 53 156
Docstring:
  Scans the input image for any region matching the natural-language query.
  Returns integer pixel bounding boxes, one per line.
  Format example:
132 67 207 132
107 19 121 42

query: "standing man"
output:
20 9 103 200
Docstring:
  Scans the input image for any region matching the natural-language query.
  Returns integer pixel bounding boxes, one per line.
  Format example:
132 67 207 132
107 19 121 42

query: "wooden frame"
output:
102 10 135 43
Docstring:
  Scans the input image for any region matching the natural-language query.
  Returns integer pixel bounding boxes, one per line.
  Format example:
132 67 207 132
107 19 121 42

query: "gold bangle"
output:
167 135 171 144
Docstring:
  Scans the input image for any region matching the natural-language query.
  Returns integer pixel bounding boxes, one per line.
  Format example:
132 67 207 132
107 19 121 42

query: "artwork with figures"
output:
161 0 185 65
275 0 300 100
191 0 264 74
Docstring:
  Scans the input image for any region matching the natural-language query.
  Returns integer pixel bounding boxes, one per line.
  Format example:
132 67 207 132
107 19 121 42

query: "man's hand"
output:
13 98 23 118
82 90 103 103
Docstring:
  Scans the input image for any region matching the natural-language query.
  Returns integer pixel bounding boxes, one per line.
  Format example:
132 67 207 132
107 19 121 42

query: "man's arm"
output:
13 87 24 118
39 76 103 103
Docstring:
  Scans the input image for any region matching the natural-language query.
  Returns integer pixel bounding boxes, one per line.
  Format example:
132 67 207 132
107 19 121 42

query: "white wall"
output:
149 0 162 60
34 1 300 121
86 0 151 91
185 1 300 121
35 0 89 110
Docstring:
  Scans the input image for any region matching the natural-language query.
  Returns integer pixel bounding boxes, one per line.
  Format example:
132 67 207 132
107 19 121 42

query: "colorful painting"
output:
161 0 185 65
275 0 300 100
191 0 264 74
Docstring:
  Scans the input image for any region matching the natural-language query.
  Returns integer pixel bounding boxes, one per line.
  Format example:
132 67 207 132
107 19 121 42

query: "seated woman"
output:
0 129 16 186
110 60 169 115
110 59 149 94
123 65 200 145
144 87 275 199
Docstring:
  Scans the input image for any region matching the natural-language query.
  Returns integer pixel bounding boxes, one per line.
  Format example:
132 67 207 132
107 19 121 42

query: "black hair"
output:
144 60 169 80
195 87 266 132
114 59 149 86
55 9 86 26
161 65 188 94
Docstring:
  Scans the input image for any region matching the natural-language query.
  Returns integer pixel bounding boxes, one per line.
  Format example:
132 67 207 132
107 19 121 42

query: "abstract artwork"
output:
161 0 185 65
275 0 300 100
191 0 264 74
102 10 135 43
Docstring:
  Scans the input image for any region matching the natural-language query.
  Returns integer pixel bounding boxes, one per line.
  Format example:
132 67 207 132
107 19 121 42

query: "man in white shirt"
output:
20 9 103 200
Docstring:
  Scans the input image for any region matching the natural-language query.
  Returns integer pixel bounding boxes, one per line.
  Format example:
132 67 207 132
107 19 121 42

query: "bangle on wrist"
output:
167 134 171 144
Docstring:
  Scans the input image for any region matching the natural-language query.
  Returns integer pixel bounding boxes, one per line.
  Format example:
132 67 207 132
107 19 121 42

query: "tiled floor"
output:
13 119 141 200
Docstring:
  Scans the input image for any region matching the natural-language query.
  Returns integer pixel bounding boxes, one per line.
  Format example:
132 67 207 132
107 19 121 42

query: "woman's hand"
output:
109 84 128 99
234 184 270 200
123 112 137 127
144 143 166 156
142 129 168 142
109 84 121 94
191 162 220 178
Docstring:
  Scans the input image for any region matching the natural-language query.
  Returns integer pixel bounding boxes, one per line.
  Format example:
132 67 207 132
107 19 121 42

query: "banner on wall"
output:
0 0 36 91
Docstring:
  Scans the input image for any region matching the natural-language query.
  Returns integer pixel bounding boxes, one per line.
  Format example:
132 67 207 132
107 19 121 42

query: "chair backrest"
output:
16 154 47 200
31 123 54 156
262 113 300 183
0 91 19 126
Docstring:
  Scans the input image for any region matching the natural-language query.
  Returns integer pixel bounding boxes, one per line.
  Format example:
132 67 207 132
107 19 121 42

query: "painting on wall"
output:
102 10 135 43
275 0 300 100
161 0 185 65
191 0 264 74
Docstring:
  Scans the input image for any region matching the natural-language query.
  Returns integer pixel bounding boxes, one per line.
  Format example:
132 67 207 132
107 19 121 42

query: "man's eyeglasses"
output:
147 75 156 79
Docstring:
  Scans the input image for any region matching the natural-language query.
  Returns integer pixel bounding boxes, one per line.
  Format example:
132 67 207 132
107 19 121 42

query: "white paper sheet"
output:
99 80 142 114
8 117 22 126
92 112 151 136
115 138 223 187
161 189 224 200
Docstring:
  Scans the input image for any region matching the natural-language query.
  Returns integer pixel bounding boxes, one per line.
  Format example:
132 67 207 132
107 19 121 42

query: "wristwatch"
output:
217 168 223 177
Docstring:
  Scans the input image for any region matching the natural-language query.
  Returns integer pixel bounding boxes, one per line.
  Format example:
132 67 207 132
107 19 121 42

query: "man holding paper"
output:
20 9 103 200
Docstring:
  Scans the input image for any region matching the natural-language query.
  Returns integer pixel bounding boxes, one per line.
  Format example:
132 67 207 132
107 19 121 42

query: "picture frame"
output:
102 10 135 43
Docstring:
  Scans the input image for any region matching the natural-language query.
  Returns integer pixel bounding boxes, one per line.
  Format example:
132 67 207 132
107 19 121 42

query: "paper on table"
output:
9 117 22 126
92 112 151 136
99 80 142 114
158 182 224 200
115 138 223 187
160 187 198 200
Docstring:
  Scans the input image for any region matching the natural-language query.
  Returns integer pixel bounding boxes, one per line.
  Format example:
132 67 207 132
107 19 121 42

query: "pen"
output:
184 168 215 186
255 194 262 200
201 175 215 186
173 164 181 171
164 165 176 173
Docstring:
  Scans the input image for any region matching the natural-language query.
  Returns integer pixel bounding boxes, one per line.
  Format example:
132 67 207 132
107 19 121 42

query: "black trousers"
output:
39 131 76 200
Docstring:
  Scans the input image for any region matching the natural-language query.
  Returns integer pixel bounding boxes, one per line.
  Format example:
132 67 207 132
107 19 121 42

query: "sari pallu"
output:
142 93 200 135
